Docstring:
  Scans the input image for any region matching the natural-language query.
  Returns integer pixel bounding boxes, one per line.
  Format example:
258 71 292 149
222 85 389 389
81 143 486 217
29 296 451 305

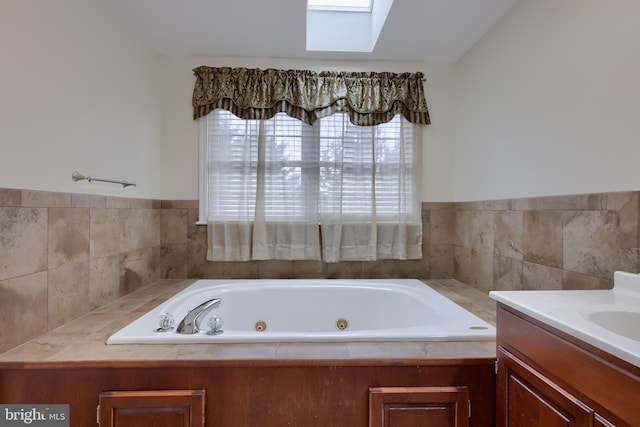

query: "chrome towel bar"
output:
72 171 136 188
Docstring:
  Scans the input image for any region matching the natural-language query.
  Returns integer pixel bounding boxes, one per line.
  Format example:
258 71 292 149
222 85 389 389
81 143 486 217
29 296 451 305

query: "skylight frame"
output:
307 0 374 13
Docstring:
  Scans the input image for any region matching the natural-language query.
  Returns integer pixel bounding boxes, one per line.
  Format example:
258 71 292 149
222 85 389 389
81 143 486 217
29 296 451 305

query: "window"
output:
199 109 420 225
192 66 429 262
199 109 422 262
307 0 374 12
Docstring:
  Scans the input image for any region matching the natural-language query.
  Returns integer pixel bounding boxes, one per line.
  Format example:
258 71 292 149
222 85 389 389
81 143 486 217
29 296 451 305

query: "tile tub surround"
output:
0 279 496 362
0 188 161 354
2 187 639 354
454 191 639 293
161 192 640 293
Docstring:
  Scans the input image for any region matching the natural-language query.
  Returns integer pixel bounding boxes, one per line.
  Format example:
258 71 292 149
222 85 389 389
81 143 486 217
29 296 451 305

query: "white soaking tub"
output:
107 279 495 344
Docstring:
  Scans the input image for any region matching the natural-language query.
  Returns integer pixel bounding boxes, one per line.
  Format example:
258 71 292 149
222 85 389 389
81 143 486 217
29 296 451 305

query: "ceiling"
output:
110 0 520 62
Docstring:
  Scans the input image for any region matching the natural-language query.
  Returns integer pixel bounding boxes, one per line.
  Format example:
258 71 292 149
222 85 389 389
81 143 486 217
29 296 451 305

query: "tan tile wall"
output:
0 188 161 353
454 192 639 292
159 192 640 292
3 188 637 353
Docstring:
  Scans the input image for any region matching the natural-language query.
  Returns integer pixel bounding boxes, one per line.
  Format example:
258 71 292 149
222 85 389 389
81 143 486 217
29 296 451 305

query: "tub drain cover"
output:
336 318 349 331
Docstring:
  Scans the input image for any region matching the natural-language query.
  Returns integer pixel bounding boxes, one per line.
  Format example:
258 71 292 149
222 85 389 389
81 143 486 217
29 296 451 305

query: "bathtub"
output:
107 279 495 344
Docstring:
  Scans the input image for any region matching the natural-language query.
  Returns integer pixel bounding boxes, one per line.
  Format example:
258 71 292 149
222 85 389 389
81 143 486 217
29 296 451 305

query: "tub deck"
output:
0 279 496 365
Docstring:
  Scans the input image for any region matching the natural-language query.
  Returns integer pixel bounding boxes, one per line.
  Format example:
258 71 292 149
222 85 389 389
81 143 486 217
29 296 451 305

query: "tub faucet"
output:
177 298 221 334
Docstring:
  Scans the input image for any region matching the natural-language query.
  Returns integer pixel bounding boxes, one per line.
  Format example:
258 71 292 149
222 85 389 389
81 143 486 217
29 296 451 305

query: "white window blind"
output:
199 109 423 262
200 110 420 222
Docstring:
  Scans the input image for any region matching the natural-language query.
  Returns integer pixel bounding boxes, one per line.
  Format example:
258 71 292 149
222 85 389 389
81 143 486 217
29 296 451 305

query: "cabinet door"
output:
369 386 469 427
98 389 205 427
498 349 593 427
594 413 616 427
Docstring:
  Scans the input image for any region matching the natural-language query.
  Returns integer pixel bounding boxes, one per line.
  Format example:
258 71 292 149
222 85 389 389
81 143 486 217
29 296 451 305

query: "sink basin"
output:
588 311 640 342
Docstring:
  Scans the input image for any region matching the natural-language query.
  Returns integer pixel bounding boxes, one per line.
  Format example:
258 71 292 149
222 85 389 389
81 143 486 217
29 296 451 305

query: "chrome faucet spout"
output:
177 298 221 334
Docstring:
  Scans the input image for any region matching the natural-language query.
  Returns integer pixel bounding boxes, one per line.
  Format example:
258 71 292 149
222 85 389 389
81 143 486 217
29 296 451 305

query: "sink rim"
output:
587 310 640 342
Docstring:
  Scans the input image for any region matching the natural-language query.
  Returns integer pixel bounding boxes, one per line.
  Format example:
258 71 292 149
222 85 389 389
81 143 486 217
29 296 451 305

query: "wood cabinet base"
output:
0 361 495 427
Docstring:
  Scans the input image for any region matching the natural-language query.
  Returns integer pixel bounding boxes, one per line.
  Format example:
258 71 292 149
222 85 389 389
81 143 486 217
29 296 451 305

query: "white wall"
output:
160 56 457 201
0 0 162 198
455 0 640 201
6 1 637 203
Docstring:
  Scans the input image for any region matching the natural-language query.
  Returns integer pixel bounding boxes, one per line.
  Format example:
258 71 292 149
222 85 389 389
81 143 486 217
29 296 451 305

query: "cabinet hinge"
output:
96 405 100 425
494 359 499 375
468 400 472 418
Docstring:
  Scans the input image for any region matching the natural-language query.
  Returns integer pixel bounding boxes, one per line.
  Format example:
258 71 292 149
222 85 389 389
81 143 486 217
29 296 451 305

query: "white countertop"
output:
490 271 640 368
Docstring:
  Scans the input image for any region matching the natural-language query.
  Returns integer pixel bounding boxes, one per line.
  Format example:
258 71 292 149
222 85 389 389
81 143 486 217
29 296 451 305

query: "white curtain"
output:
206 111 321 261
318 114 423 262
207 222 253 261
205 110 422 262
251 120 322 260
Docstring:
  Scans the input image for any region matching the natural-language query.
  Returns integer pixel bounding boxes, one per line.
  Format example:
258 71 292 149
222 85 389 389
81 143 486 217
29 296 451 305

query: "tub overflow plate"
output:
336 318 349 331
254 320 267 332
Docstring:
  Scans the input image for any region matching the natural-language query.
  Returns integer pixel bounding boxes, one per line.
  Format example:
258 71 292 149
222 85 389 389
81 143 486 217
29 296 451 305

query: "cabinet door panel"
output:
498 349 592 427
99 389 205 427
508 374 579 427
594 413 616 427
369 386 469 427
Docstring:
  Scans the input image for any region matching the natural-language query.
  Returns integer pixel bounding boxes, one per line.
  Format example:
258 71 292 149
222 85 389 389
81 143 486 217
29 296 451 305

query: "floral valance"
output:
192 66 431 126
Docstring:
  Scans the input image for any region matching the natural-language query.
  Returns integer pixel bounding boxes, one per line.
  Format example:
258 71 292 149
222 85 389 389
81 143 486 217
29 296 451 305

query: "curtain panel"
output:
192 66 431 126
202 110 423 263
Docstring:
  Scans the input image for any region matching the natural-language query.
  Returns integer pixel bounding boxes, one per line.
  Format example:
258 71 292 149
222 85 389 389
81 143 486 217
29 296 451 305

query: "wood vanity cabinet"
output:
496 304 640 427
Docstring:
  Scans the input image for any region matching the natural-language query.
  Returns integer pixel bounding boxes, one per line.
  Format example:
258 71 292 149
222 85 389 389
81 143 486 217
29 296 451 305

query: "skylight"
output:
306 0 393 53
307 0 373 12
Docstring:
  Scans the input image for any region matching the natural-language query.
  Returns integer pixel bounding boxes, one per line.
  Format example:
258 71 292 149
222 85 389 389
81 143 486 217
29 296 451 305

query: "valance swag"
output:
192 66 431 126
